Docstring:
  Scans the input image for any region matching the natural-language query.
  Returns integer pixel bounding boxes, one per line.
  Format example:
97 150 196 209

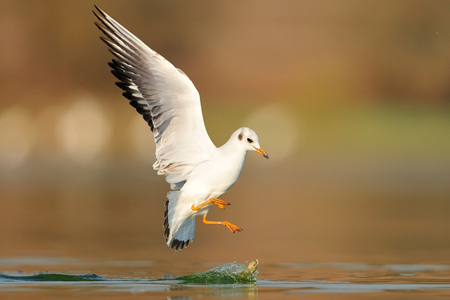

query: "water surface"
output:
2 257 450 299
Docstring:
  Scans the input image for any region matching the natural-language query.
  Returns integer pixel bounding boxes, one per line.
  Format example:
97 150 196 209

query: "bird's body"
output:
186 132 248 204
93 5 268 251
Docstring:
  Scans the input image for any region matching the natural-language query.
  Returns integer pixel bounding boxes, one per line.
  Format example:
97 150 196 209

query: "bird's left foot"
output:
222 221 243 233
202 215 243 233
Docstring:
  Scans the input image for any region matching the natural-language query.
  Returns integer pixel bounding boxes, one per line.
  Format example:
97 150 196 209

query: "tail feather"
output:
164 191 195 251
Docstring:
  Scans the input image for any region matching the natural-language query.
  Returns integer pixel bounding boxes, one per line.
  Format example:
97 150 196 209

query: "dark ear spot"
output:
238 133 243 141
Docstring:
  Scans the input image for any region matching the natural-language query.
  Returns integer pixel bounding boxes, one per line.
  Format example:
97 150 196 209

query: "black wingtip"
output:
92 5 103 19
93 4 104 16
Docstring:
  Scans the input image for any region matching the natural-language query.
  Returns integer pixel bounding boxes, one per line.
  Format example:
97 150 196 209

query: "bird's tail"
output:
164 191 195 251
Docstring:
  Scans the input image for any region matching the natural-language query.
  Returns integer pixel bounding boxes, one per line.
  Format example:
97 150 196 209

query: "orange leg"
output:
191 198 230 211
202 215 243 233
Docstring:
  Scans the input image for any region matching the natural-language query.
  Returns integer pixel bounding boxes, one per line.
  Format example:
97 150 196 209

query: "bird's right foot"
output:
191 198 230 211
211 198 230 210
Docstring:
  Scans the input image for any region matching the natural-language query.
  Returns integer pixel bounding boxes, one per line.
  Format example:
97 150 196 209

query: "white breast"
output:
182 146 247 202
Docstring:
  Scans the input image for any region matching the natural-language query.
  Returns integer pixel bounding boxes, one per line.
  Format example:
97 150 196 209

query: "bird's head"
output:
235 127 269 159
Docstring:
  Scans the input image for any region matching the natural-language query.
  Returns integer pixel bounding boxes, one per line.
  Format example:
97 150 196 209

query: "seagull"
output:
93 5 269 251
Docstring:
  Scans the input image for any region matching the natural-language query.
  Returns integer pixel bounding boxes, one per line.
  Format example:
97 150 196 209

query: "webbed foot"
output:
202 215 243 233
191 198 230 211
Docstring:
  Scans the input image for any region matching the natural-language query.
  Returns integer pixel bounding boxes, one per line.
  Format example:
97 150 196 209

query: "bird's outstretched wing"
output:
93 5 216 190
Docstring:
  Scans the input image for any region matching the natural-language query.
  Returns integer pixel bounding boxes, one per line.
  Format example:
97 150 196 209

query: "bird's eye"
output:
247 138 253 143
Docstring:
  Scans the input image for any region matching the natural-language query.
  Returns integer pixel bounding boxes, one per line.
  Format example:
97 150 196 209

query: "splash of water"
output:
0 261 257 284
0 273 107 282
176 262 258 284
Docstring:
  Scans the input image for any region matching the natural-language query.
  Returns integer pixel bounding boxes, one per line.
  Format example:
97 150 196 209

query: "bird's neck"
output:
218 138 247 166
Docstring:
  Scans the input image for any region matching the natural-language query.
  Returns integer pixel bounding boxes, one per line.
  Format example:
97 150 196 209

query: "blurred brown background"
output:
0 0 450 265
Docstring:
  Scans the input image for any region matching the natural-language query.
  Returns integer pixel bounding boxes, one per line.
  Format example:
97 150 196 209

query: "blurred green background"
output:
0 0 450 265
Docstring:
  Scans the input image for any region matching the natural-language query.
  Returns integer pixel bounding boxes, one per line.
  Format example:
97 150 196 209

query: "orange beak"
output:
253 146 269 159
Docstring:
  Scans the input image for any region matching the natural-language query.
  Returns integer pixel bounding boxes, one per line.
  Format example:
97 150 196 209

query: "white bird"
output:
93 5 269 251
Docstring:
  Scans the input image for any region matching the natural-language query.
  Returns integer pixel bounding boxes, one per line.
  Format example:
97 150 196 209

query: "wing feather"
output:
93 5 216 190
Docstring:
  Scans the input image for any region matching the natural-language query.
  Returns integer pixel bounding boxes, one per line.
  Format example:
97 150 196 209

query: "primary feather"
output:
94 5 215 192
